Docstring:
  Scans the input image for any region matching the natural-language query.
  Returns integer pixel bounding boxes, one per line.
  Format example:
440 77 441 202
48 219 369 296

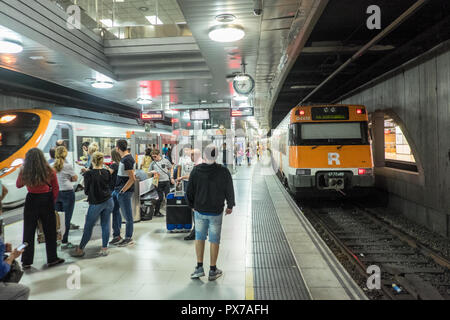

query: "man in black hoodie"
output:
186 144 235 281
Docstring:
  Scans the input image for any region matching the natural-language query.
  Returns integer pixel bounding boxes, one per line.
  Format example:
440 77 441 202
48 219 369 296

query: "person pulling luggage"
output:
148 149 174 217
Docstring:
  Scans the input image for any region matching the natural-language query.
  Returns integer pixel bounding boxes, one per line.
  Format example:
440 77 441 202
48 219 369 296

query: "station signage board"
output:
141 110 165 121
231 107 254 117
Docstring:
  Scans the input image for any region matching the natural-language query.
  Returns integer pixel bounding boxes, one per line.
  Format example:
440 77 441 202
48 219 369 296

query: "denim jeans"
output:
55 190 75 243
111 190 121 238
79 198 113 249
117 191 134 239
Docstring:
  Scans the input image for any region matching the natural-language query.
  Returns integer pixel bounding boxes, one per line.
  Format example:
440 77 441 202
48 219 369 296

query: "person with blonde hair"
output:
71 152 113 257
53 146 78 249
81 142 99 174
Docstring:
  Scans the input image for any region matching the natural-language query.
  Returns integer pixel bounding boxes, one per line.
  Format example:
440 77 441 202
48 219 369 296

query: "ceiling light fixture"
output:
208 24 245 42
0 39 23 54
91 80 114 89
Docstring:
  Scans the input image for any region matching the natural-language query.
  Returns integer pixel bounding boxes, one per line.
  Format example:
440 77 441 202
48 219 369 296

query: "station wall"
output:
341 43 450 238
0 93 59 111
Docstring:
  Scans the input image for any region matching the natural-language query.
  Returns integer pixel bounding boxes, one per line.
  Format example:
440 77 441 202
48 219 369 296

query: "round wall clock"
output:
233 74 255 95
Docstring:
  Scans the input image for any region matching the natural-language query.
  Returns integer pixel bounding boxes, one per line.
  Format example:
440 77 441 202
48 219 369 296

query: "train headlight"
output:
296 169 311 175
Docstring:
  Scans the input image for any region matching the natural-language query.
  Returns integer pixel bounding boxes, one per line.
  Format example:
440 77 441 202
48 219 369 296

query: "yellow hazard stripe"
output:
245 267 254 300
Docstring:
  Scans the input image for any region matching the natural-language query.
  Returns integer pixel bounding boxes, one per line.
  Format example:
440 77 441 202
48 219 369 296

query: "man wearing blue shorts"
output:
186 145 235 281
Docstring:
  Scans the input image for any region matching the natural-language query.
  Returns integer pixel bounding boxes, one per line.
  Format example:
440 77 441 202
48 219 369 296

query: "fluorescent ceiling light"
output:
146 16 163 25
91 81 114 89
0 39 23 54
208 24 245 42
100 19 113 28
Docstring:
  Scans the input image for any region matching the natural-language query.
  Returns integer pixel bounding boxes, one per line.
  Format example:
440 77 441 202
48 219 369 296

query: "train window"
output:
0 112 40 162
290 122 369 146
384 118 417 171
76 136 124 161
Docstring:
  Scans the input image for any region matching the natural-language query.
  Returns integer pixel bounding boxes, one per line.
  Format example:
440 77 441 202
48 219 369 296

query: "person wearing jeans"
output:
148 149 173 217
0 238 30 300
107 150 122 242
109 140 136 247
111 190 121 239
53 146 78 249
71 152 113 257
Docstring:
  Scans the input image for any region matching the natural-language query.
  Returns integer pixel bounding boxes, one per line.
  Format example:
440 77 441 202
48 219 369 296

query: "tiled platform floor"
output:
3 154 366 300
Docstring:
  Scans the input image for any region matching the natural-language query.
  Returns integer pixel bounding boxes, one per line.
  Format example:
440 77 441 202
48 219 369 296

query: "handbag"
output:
37 211 62 243
1 255 24 283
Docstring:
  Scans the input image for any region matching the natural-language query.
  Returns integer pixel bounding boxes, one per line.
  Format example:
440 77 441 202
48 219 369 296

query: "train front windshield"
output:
290 122 369 146
0 112 40 162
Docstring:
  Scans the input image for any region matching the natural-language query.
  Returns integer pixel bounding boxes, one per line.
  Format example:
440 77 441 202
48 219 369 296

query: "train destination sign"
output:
311 106 349 121
141 110 165 121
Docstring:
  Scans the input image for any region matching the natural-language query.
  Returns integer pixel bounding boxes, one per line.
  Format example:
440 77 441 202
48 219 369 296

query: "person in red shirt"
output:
16 148 65 269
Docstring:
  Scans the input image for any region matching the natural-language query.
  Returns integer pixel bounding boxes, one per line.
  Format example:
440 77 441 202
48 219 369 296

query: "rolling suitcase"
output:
166 168 192 232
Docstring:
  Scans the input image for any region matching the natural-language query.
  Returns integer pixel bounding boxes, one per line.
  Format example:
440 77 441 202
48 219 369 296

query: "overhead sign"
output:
190 109 210 120
141 110 165 121
231 107 254 117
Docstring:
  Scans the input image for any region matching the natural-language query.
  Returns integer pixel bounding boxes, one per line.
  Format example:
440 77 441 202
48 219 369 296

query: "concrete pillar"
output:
371 111 385 168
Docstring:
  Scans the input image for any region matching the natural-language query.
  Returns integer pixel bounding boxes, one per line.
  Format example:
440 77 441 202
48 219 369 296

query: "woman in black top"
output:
71 152 113 257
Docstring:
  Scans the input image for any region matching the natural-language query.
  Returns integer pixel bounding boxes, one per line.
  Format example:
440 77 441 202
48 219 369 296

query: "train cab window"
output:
289 122 369 146
0 112 40 162
384 117 417 171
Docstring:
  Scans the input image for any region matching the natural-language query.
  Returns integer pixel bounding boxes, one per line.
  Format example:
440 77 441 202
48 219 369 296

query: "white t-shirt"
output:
179 156 194 181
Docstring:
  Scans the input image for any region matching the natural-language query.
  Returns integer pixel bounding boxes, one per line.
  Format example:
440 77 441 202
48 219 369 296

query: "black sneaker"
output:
109 236 122 245
47 258 65 268
184 231 195 241
117 238 134 247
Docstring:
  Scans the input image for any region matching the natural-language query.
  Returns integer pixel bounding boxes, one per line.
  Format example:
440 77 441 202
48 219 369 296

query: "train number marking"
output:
328 153 341 165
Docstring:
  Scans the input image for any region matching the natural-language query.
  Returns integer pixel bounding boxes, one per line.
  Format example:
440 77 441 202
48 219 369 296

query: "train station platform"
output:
3 155 367 300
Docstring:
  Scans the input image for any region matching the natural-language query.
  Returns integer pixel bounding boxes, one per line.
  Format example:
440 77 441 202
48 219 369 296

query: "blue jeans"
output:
55 190 75 243
194 211 223 244
111 190 121 238
117 191 134 239
79 198 113 249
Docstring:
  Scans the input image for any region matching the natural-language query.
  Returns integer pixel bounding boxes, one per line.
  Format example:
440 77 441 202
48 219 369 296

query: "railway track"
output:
298 199 450 300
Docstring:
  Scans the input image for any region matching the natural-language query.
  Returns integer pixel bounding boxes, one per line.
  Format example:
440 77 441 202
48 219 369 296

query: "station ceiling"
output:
271 0 450 128
0 0 449 129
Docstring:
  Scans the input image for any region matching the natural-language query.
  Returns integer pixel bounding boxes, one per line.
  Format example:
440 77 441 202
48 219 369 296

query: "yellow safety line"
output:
245 267 254 300
245 164 255 300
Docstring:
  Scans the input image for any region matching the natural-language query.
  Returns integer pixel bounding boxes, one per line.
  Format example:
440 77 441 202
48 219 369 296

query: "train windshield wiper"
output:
337 145 344 150
311 145 320 149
